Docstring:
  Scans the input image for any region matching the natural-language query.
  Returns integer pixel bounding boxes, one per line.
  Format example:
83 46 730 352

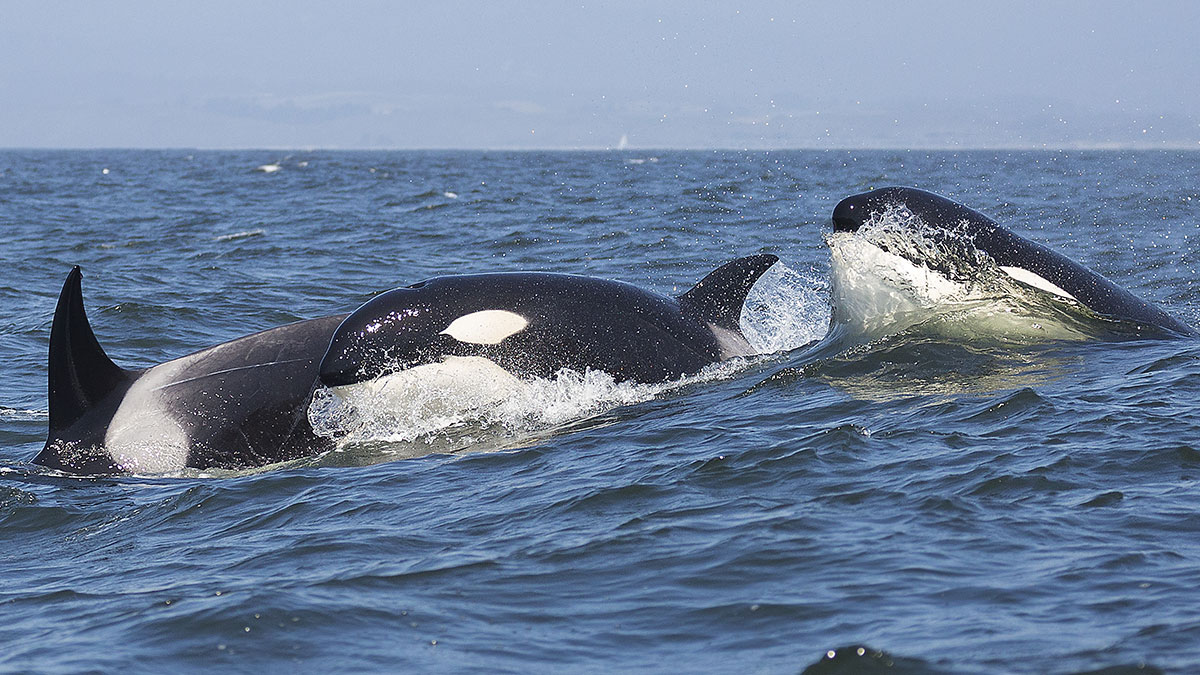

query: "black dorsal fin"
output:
678 254 778 330
47 267 130 433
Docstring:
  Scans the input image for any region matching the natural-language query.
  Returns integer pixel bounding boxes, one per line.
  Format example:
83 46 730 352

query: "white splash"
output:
215 229 266 242
308 357 673 447
827 231 964 339
0 407 48 422
740 262 829 353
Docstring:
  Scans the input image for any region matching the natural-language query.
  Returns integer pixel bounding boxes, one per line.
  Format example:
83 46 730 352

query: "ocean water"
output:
1 149 1199 673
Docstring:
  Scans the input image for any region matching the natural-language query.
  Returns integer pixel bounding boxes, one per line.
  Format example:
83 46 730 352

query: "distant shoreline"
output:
2 145 1199 152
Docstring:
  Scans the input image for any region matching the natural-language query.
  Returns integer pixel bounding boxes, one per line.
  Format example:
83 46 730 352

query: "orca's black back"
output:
166 314 349 469
321 260 778 388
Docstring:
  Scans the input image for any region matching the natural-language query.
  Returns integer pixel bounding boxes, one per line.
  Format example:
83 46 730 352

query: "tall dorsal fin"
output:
678 254 778 330
47 267 131 433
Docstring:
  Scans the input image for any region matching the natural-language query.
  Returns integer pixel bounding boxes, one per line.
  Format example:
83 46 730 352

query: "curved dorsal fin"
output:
678 254 778 330
47 267 131 432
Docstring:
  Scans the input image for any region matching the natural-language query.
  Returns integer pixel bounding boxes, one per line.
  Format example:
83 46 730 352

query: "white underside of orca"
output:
707 323 756 359
103 358 192 474
331 355 522 417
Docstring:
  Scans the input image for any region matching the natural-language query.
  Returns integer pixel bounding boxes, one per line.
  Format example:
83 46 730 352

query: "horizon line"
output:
3 143 1200 153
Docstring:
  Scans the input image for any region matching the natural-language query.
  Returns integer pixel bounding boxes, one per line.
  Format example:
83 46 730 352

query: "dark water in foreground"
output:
2 150 1199 673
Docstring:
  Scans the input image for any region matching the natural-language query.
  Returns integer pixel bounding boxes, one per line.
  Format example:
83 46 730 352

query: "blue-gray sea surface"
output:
2 150 1198 673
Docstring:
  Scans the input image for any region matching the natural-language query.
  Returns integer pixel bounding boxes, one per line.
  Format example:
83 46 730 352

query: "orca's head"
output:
824 186 1036 339
829 186 1020 277
832 187 999 237
319 285 451 388
321 276 536 390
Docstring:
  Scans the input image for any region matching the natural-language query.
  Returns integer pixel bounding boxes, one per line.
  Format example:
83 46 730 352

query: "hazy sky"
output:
2 1 1197 149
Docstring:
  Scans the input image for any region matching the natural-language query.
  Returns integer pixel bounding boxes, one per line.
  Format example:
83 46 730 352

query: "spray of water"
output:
741 262 829 353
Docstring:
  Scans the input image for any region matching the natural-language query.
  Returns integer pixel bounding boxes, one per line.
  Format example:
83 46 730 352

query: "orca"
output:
830 187 1195 336
318 255 780 395
33 267 348 475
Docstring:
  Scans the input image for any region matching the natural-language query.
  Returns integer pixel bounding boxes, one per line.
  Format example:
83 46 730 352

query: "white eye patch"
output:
440 310 529 345
1000 266 1076 300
